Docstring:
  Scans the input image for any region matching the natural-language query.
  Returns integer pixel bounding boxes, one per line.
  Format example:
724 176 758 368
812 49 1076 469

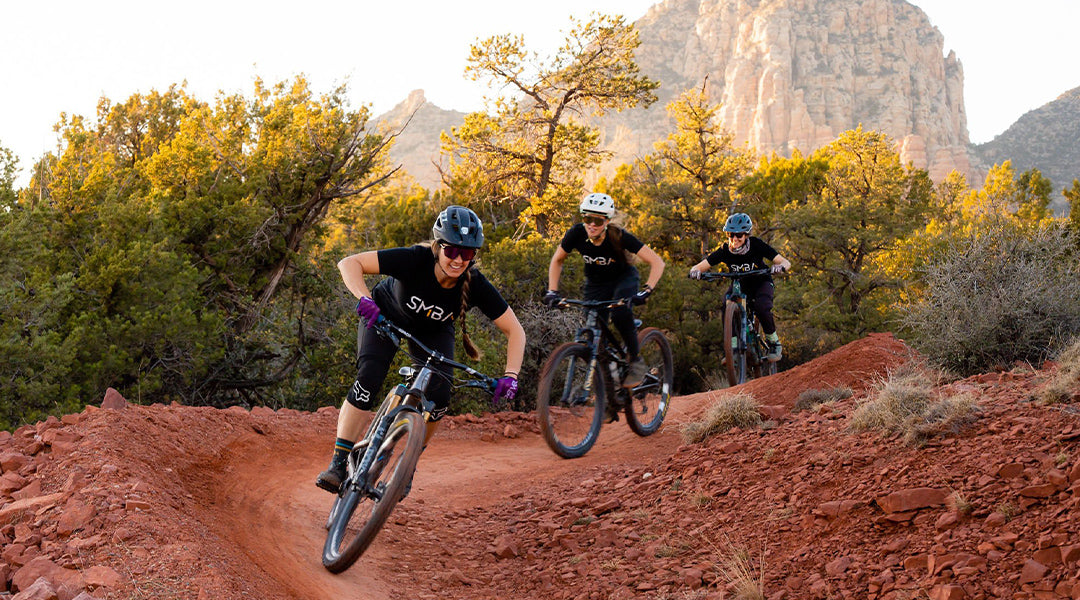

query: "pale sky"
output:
3 1 1078 187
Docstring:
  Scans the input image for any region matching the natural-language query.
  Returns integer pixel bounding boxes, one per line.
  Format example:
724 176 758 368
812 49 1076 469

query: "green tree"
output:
1062 179 1080 241
1 78 397 422
778 127 934 338
612 84 757 262
440 13 658 236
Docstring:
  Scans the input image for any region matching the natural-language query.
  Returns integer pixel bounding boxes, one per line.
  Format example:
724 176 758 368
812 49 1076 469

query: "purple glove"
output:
356 297 381 328
493 376 518 405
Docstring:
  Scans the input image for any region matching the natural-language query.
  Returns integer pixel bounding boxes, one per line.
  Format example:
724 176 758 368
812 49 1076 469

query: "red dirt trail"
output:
3 332 1080 600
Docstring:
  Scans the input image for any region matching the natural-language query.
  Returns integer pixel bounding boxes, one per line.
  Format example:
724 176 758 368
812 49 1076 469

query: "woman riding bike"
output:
316 205 526 493
689 212 791 362
544 192 665 390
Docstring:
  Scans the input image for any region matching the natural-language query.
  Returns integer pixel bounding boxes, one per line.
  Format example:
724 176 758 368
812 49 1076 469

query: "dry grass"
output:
849 367 980 446
1033 337 1080 405
948 491 974 515
681 392 762 443
706 535 765 600
793 386 853 412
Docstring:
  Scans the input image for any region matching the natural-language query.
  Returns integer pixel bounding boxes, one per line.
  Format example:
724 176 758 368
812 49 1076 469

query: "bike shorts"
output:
738 280 776 334
346 324 455 421
584 268 641 357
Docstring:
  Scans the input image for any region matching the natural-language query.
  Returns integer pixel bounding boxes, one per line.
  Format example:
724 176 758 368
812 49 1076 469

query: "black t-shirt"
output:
559 224 646 284
371 245 509 332
705 237 779 285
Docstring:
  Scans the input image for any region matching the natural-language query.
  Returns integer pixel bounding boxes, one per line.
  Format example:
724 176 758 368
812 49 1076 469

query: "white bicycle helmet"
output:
579 192 615 218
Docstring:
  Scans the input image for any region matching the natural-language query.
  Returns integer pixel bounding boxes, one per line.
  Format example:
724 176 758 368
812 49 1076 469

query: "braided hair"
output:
458 267 481 360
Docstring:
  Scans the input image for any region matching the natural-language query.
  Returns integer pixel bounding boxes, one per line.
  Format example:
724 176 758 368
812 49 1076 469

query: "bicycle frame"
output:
558 298 633 399
345 318 496 496
699 269 774 382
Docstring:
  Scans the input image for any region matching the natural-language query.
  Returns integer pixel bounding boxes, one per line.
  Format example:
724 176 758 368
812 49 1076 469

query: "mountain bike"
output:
697 269 780 386
321 317 497 573
536 297 673 459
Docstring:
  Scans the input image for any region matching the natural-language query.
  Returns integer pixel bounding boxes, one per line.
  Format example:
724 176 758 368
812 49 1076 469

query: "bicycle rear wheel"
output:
625 327 672 436
322 409 425 572
536 342 605 459
723 301 747 386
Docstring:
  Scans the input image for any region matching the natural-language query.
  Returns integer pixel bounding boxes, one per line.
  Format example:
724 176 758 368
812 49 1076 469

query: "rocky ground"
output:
1 332 1079 600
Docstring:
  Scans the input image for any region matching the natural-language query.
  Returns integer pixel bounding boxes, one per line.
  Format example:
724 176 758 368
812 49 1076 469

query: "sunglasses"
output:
581 214 608 226
441 243 477 261
727 232 748 239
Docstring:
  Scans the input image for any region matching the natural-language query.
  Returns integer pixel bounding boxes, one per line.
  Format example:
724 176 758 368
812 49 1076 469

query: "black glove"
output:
631 286 652 306
543 290 562 308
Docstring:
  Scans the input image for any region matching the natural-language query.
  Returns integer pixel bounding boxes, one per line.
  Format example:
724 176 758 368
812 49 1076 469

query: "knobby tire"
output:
625 328 673 436
724 301 747 387
537 342 606 459
322 408 425 572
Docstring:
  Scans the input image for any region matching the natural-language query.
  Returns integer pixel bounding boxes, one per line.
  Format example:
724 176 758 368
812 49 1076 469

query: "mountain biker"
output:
689 212 791 362
316 205 526 494
544 192 666 395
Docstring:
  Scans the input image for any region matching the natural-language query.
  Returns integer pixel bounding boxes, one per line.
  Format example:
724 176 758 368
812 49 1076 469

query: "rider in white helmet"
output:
544 193 666 415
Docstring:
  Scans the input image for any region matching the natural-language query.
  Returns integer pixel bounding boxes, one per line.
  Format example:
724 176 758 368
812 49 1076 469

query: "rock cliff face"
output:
376 89 465 189
976 86 1080 215
610 0 976 181
382 0 989 189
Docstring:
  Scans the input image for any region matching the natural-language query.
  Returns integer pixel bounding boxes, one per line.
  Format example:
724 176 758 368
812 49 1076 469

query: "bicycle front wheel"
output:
322 409 425 573
723 301 747 387
625 327 673 436
536 342 606 459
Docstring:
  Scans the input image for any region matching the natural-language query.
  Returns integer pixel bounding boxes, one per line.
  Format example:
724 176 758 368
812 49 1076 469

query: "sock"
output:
765 332 780 343
332 438 354 464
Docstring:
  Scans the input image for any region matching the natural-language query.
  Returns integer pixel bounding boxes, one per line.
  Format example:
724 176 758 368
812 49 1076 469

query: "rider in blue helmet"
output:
316 206 526 494
689 212 791 362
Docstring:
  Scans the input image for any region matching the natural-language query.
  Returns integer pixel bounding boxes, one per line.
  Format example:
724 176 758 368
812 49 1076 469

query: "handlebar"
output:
696 268 775 281
367 316 498 396
553 297 630 310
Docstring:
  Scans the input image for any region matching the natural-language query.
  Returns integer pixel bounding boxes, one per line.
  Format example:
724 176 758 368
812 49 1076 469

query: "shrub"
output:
681 392 762 443
1032 336 1080 405
849 367 980 445
793 386 853 412
901 223 1080 375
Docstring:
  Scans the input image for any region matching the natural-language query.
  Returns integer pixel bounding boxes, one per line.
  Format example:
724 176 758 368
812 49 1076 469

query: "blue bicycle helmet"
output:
432 205 484 249
723 213 753 234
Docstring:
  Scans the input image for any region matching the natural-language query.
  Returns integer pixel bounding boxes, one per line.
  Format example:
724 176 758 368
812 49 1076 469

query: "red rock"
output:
1068 461 1080 483
101 388 127 410
1046 469 1069 488
935 511 959 530
680 568 704 589
1019 559 1051 584
56 499 97 537
825 556 852 576
83 565 121 589
12 557 84 594
11 479 42 501
929 584 966 600
875 488 948 513
903 554 928 572
996 463 1025 478
0 494 65 527
982 512 1007 529
12 577 58 600
0 452 31 474
1062 545 1080 563
1019 483 1058 498
1032 547 1061 566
